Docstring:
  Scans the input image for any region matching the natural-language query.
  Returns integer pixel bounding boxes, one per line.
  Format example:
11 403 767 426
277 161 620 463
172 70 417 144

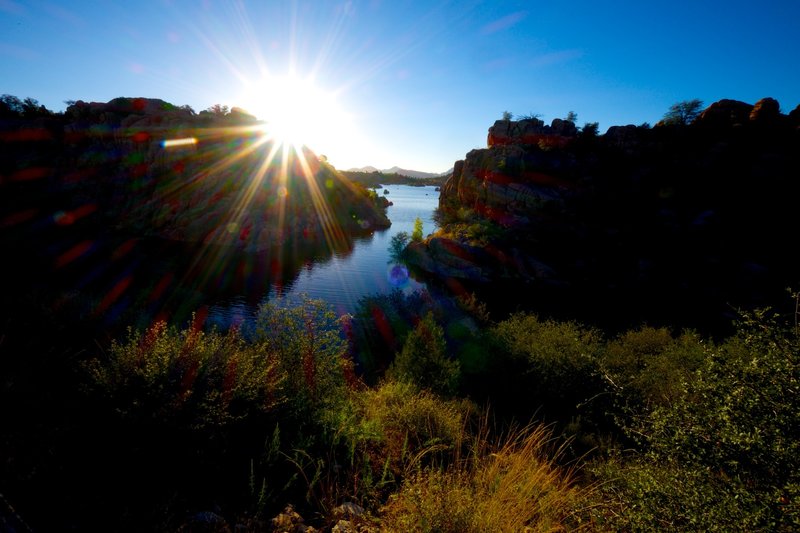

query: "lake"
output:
205 184 440 329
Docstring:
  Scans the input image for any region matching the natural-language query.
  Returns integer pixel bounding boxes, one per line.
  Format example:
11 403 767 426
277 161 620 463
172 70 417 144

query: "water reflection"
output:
208 185 439 328
2 185 438 336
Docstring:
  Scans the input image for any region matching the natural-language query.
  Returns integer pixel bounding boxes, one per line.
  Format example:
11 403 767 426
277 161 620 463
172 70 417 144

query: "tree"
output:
565 111 578 123
389 231 410 262
411 217 424 242
0 94 23 116
581 122 599 137
390 312 460 395
662 99 703 126
501 110 513 121
205 103 230 116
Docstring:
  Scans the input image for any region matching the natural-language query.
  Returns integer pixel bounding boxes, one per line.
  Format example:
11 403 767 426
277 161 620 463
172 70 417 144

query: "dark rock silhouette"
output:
1 97 390 252
414 98 800 332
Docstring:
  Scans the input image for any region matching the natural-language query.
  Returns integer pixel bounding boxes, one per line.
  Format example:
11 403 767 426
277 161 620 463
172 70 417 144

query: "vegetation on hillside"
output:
2 285 797 530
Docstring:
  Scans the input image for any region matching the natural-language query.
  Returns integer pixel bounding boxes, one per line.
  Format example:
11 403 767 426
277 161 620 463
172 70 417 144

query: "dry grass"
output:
381 422 589 532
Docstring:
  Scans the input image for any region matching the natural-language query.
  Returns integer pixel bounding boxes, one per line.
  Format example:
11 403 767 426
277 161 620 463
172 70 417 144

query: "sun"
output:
238 74 355 160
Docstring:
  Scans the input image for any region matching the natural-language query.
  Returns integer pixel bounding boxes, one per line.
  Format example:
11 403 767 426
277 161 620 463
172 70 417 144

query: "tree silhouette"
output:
205 103 230 116
662 99 703 125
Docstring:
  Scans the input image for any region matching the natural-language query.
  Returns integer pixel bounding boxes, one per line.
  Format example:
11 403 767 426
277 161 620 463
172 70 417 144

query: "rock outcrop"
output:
414 97 800 331
487 117 577 147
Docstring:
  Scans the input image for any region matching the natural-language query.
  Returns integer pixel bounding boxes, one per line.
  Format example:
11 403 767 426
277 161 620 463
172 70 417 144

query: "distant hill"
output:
347 165 451 179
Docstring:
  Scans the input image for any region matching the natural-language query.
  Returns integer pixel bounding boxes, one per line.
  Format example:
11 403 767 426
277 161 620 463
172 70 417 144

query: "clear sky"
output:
2 0 799 172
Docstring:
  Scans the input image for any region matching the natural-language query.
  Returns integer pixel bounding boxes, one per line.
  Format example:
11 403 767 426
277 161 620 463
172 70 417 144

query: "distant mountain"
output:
347 165 380 173
346 165 451 179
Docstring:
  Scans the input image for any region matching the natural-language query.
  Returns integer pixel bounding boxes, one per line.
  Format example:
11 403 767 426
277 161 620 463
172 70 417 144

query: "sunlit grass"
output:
381 422 589 532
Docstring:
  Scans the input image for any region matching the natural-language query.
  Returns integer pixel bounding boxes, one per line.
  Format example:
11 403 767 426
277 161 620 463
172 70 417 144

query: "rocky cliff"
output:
413 98 800 331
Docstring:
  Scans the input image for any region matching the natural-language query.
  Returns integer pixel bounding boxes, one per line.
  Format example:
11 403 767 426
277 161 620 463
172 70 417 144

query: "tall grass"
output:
381 422 588 532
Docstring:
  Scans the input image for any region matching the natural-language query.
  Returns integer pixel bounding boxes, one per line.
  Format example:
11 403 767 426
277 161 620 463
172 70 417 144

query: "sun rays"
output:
151 117 365 324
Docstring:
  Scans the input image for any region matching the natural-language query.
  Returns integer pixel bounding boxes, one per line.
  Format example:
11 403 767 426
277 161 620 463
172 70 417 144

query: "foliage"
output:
411 217 424 242
388 231 410 262
581 121 599 137
602 326 706 414
85 320 283 429
0 94 52 118
349 289 435 382
204 103 231 116
489 313 605 425
591 310 800 530
501 110 513 120
254 297 354 418
357 380 474 478
390 312 460 396
588 455 770 531
433 206 502 246
565 110 578 123
661 98 703 125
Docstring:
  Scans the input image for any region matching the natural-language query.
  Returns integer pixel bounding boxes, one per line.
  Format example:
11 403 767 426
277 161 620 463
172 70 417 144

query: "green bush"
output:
588 455 768 531
591 310 800 530
361 380 471 461
602 326 706 414
490 313 604 423
86 320 282 429
255 297 354 419
390 312 460 396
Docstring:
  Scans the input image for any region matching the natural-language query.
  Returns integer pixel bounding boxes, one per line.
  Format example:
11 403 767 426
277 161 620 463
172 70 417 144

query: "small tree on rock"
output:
411 217 424 242
662 99 703 126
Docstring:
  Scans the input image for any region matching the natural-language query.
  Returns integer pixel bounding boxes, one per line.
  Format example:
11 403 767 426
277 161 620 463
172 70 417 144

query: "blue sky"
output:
2 0 799 172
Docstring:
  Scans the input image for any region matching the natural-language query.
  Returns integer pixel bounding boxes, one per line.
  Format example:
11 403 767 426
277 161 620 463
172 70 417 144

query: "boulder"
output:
789 104 800 122
604 124 641 150
269 505 317 532
550 118 578 137
488 118 545 146
695 99 753 128
749 97 781 123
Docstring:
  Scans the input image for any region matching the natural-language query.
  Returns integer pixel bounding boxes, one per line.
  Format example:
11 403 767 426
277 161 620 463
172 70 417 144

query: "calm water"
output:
206 185 439 328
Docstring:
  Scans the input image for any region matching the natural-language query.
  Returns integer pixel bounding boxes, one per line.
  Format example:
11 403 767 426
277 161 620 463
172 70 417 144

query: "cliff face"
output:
1 97 390 252
422 98 800 330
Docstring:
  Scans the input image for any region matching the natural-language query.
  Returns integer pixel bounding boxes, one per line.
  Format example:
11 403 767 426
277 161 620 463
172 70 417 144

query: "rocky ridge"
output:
1 97 390 252
409 98 800 330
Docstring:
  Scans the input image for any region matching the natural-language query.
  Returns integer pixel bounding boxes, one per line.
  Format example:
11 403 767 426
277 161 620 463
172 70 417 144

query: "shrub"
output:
86 320 282 429
254 297 354 419
592 309 800 530
588 455 768 531
390 312 460 396
601 326 706 414
490 313 604 422
350 289 435 382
